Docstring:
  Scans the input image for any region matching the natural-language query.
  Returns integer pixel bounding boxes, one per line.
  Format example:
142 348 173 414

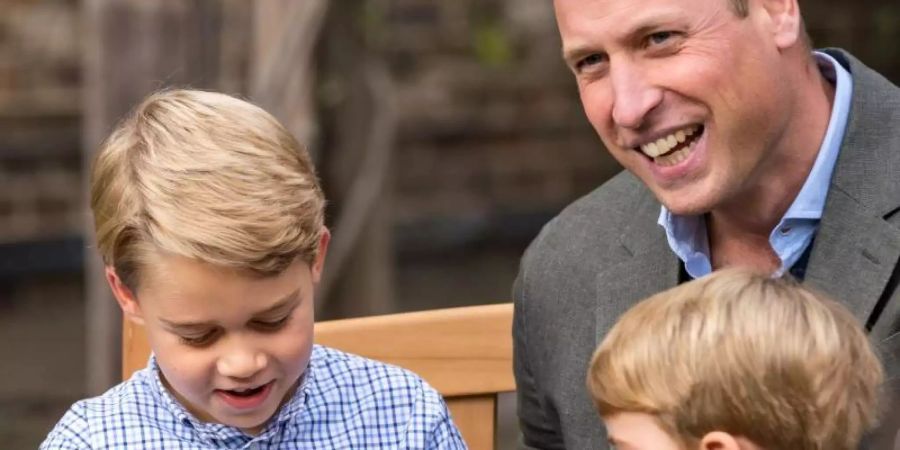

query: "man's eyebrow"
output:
159 288 302 329
562 42 601 66
562 12 683 64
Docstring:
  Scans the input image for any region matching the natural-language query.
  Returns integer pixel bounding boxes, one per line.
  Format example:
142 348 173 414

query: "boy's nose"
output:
217 349 267 380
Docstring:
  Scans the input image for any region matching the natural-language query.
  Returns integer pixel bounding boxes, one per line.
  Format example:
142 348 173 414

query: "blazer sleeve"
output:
513 268 566 450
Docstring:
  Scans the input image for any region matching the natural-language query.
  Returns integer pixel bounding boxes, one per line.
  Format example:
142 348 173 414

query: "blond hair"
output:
91 89 325 291
587 269 883 450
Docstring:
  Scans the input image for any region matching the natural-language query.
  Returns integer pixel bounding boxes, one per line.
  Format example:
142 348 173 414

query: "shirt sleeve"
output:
40 403 93 450
400 380 467 450
425 398 467 450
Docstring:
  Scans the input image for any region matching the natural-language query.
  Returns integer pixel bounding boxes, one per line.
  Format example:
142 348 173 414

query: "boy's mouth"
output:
215 380 275 410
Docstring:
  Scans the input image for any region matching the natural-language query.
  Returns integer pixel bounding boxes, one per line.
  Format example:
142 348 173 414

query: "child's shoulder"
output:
310 344 431 389
40 366 178 449
301 346 466 448
74 365 160 414
308 344 443 409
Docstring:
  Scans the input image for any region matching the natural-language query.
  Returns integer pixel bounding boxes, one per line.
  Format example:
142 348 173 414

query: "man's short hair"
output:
587 269 884 450
91 89 325 291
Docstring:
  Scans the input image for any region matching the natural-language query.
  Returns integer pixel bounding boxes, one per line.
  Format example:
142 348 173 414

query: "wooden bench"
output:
123 303 515 449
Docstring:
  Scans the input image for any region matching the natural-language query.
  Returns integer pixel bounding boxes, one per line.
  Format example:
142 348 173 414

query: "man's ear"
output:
698 431 744 450
755 0 802 49
310 227 331 285
105 266 144 326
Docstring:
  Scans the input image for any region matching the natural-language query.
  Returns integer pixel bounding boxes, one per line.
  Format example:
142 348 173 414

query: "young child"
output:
42 90 466 449
587 269 884 450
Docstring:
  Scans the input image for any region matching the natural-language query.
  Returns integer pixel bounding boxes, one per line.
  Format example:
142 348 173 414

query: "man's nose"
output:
217 343 267 380
609 62 663 130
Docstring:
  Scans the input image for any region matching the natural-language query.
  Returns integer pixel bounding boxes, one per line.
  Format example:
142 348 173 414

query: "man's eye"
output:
648 31 674 45
576 53 606 72
252 315 291 332
179 330 218 347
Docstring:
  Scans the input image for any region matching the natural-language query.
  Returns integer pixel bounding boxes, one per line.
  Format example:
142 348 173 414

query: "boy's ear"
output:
105 266 145 326
698 431 745 450
310 227 331 284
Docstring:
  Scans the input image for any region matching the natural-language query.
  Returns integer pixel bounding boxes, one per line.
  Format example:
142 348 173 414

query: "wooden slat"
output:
447 395 496 450
314 303 515 396
124 303 515 396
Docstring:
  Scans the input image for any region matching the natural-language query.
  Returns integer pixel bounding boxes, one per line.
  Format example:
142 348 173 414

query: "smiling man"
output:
512 0 900 448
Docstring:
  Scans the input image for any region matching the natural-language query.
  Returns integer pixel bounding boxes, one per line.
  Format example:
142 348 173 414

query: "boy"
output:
587 269 884 450
42 90 466 449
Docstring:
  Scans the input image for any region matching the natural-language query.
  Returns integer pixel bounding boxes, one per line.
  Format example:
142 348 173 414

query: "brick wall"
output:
0 0 81 244
0 0 898 246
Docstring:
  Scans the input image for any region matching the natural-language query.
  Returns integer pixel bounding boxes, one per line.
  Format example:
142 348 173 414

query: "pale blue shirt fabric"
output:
657 51 853 278
41 345 467 449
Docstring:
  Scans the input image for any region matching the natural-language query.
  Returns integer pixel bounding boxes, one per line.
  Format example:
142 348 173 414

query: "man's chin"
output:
656 194 715 216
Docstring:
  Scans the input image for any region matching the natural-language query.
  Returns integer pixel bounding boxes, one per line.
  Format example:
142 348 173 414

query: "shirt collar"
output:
782 51 852 220
658 51 852 278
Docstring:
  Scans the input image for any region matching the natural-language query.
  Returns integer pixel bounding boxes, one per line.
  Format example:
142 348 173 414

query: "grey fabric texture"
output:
513 48 900 450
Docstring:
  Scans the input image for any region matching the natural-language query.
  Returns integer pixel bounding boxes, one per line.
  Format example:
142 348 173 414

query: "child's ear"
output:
105 266 145 325
310 227 331 284
698 431 745 450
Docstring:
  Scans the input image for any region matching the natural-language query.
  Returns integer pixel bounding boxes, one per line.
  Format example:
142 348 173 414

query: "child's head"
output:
92 89 329 434
587 269 884 450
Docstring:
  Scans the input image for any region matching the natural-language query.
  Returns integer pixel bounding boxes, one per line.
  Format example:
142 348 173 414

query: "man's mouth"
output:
637 125 704 167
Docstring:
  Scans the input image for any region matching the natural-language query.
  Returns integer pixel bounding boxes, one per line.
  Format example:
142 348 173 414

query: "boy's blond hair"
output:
91 89 325 290
587 269 883 450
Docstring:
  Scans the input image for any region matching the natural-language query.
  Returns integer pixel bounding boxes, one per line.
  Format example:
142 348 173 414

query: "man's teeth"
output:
639 126 699 158
655 146 692 167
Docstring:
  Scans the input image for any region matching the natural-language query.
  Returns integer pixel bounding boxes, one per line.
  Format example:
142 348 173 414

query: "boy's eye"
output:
179 330 219 347
252 315 291 332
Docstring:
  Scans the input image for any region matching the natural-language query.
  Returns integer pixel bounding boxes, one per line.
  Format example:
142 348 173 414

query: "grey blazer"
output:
513 49 900 450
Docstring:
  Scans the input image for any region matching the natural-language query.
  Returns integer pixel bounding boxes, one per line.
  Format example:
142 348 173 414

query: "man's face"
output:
555 0 795 215
128 254 321 434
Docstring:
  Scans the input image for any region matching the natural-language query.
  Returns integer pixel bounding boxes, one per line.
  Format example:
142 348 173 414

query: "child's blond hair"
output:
91 89 325 290
587 269 883 450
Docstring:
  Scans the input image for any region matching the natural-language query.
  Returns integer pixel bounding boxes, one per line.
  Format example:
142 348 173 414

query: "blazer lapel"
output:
807 49 900 324
805 188 900 323
594 187 680 343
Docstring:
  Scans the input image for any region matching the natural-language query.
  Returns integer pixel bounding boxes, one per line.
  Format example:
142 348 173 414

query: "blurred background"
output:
0 0 897 448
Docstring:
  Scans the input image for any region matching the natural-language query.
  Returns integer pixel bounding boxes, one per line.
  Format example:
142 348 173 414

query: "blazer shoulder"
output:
525 170 652 260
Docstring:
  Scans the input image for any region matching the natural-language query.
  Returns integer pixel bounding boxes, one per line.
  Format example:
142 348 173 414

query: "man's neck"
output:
708 54 836 271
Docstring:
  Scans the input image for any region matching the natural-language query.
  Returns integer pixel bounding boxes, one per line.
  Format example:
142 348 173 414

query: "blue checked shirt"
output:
41 345 467 449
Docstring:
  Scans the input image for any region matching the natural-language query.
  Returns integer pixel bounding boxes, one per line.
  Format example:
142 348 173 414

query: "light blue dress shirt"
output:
41 346 467 449
658 52 853 278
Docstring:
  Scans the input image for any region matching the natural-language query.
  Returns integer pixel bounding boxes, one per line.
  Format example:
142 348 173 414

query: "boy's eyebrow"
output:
160 288 302 330
251 288 302 317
